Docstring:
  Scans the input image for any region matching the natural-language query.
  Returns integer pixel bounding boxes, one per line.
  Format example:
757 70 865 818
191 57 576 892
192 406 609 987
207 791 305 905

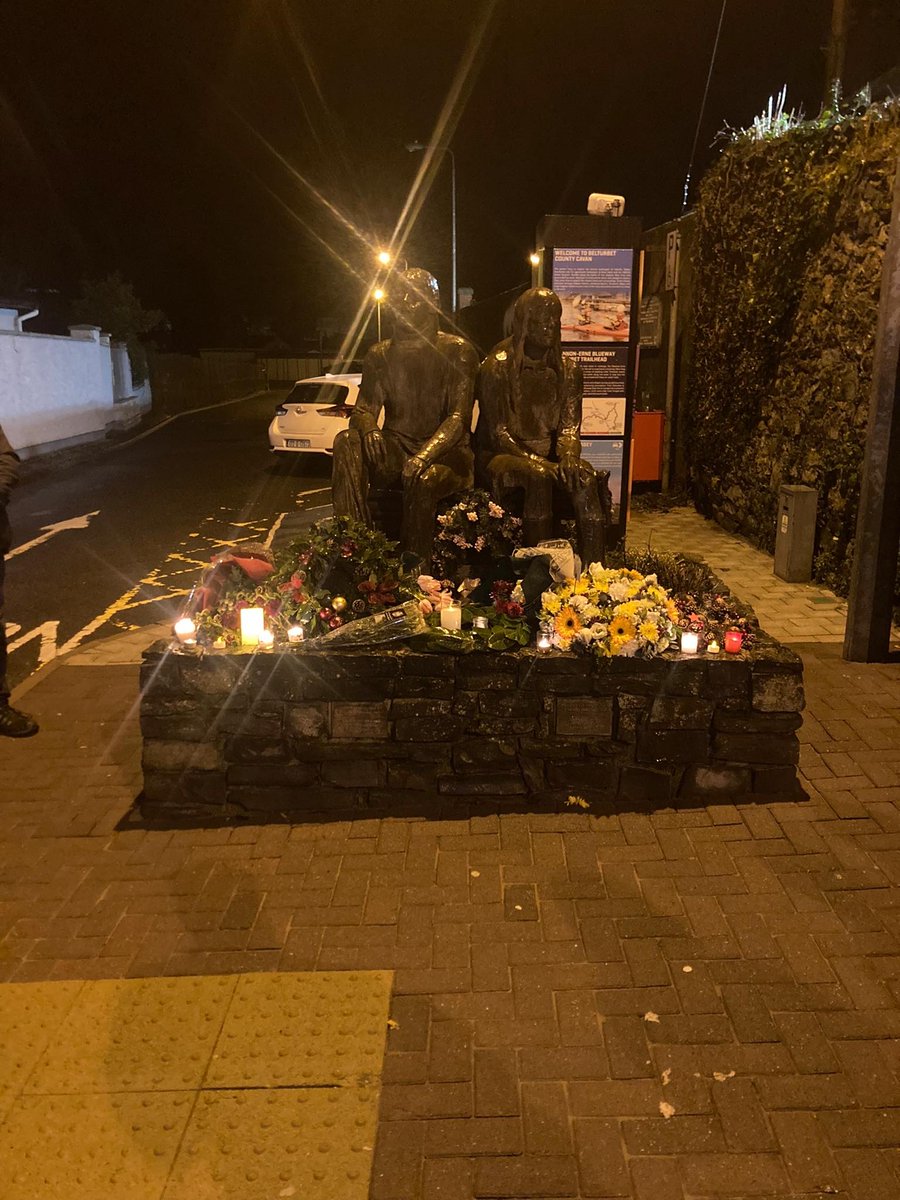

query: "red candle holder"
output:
724 629 744 654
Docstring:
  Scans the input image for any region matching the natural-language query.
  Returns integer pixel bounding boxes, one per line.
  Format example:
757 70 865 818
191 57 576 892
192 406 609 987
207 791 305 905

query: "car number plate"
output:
285 438 311 448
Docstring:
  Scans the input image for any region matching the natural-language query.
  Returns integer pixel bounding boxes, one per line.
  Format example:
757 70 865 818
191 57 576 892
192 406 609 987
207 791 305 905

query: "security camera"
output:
587 194 625 217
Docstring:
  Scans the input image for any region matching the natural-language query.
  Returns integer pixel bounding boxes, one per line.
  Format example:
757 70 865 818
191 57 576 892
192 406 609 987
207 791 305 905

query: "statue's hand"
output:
363 429 388 474
402 453 427 483
533 456 558 482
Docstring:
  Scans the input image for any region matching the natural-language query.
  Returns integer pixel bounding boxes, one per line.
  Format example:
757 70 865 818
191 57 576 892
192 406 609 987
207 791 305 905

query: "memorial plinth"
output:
139 639 805 823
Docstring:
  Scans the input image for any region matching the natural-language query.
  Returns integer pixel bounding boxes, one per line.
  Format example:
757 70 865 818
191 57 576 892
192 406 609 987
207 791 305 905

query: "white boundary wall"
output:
0 319 151 455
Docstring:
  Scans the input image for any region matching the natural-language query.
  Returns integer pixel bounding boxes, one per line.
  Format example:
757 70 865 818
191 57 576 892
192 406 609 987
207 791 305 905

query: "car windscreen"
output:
285 383 351 407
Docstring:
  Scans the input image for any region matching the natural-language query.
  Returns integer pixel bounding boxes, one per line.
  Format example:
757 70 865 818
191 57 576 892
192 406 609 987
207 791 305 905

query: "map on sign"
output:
582 397 626 437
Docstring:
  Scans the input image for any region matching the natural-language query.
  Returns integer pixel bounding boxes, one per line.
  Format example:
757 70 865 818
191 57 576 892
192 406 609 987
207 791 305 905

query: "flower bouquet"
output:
539 564 678 657
432 489 522 580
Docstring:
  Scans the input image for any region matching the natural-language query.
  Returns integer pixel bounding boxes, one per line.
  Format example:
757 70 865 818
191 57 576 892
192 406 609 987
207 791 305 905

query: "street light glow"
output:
529 252 541 266
377 250 391 265
373 288 385 302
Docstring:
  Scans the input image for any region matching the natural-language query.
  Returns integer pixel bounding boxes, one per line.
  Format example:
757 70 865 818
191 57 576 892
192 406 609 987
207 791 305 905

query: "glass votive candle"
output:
680 630 699 654
473 616 488 630
706 638 720 654
239 606 265 646
173 617 196 645
724 629 744 654
287 625 305 645
537 634 552 652
258 628 275 650
440 604 462 631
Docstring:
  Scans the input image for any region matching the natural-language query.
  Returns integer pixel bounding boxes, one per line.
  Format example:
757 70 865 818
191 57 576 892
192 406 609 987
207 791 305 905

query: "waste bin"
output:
774 485 817 582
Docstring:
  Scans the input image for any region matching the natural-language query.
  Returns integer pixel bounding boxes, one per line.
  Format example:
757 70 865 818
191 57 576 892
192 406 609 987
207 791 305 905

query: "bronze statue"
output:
332 268 478 563
475 287 609 564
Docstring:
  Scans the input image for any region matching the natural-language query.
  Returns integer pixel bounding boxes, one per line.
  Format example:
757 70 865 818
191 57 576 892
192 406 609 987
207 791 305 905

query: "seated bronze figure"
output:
332 268 478 564
475 287 609 565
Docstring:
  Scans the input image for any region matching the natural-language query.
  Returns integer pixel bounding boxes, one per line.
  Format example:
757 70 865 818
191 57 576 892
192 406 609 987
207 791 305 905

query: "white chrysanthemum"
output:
608 580 631 602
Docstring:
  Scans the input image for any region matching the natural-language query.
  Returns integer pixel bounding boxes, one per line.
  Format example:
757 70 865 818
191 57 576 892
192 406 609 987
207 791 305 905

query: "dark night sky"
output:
1 1 899 349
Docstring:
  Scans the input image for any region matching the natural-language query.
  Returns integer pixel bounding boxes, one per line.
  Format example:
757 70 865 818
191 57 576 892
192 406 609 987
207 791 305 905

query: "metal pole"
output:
824 0 851 107
843 152 900 661
448 149 457 313
376 302 382 342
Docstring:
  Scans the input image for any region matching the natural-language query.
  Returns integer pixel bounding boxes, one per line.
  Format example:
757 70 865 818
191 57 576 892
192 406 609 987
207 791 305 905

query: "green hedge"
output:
688 105 900 595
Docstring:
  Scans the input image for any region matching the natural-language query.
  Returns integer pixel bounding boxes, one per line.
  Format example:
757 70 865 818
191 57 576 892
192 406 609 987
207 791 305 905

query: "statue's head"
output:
512 287 562 356
392 268 441 338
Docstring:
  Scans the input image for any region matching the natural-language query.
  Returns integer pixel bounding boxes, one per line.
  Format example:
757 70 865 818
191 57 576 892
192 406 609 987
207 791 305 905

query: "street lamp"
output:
376 250 391 266
406 140 457 312
372 287 385 340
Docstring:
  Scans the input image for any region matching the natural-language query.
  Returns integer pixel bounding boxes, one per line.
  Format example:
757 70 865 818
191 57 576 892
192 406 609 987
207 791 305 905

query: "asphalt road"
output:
4 391 334 692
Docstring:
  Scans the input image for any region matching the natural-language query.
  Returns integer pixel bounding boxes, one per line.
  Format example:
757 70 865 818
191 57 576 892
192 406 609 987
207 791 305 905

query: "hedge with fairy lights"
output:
688 99 900 597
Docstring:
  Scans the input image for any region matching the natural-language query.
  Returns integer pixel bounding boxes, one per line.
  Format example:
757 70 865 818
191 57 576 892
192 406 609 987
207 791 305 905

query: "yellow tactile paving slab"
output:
0 1091 195 1200
163 1086 379 1200
0 981 84 1121
0 971 392 1200
206 970 393 1088
25 975 237 1094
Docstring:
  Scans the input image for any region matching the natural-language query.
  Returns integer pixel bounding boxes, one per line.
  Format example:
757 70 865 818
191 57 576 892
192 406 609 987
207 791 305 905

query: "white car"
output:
268 373 363 457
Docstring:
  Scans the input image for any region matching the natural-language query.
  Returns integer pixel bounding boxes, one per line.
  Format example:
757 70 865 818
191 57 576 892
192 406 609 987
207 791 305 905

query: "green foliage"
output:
70 272 165 386
688 102 900 597
623 548 718 599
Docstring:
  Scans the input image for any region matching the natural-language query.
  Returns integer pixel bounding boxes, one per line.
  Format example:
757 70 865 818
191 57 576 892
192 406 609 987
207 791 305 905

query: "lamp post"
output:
406 141 457 312
372 288 385 341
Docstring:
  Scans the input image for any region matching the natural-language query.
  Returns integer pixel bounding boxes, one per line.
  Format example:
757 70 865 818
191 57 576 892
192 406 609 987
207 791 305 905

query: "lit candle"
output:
706 638 720 654
287 625 305 645
537 635 552 652
473 615 488 630
173 617 196 645
258 628 275 650
724 629 744 654
240 607 265 646
680 630 699 655
440 604 462 631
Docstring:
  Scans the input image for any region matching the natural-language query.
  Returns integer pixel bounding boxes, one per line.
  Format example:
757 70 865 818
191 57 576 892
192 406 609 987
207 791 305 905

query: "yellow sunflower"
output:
608 614 636 642
554 606 582 640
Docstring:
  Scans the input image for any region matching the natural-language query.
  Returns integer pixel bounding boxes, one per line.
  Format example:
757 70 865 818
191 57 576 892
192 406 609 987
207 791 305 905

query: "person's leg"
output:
0 554 38 736
402 447 473 566
487 455 553 547
563 460 607 566
331 427 373 526
0 555 8 704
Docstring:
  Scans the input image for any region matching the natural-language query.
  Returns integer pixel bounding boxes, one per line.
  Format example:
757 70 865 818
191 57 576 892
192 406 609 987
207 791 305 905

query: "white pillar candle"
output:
680 630 699 654
173 617 196 645
440 604 462 631
240 607 265 646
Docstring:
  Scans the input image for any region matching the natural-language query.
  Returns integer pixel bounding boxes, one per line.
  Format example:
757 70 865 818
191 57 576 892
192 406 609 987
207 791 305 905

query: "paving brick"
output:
774 1011 840 1073
473 1155 578 1198
474 1048 519 1117
629 1156 685 1200
771 1112 844 1193
521 1081 573 1155
721 984 779 1042
622 1115 725 1155
568 1079 662 1117
421 1157 476 1200
680 1152 789 1196
711 1077 776 1151
819 1108 900 1147
834 1149 900 1200
573 1117 630 1197
371 1119 425 1199
423 1117 523 1157
603 1015 653 1078
518 1045 608 1080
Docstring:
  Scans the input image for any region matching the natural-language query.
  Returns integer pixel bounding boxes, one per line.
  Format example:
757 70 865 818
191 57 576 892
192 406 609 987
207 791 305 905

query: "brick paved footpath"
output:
2 519 900 1197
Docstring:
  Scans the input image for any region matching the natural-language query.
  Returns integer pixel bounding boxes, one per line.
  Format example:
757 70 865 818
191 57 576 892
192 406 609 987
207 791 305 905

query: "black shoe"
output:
0 704 39 738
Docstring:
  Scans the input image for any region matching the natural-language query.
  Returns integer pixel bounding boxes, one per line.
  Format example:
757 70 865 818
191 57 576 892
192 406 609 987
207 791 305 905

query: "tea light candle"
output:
473 616 488 630
724 629 744 654
440 604 462 631
680 630 699 655
287 625 305 645
173 617 196 645
537 635 552 652
258 628 275 650
239 607 265 646
706 638 721 654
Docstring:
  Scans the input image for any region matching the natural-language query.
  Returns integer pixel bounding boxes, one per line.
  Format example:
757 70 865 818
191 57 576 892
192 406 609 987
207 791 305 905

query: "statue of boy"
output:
332 268 478 563
475 287 609 564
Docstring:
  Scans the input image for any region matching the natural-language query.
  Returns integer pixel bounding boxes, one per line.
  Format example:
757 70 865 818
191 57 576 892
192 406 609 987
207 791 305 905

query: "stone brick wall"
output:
139 640 805 823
